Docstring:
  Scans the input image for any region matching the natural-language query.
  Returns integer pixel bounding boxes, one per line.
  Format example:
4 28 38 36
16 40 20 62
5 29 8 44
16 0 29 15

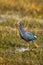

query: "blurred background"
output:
0 0 43 65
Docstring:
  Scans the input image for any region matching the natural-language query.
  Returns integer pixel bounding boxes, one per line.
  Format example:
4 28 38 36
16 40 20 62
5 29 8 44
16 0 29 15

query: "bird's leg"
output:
27 42 31 51
32 41 39 48
26 42 29 50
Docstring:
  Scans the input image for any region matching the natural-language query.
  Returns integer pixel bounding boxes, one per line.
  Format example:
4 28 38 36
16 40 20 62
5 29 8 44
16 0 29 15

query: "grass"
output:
0 0 43 65
0 17 43 65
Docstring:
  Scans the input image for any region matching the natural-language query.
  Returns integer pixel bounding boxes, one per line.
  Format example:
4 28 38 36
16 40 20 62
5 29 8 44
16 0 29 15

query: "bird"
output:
17 21 39 48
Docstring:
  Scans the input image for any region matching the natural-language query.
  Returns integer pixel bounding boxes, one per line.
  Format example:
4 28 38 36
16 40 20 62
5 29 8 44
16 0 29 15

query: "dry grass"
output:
0 0 43 65
0 17 43 65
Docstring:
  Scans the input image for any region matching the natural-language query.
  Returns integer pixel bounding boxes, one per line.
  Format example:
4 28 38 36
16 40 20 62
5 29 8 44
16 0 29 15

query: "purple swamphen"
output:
17 21 39 48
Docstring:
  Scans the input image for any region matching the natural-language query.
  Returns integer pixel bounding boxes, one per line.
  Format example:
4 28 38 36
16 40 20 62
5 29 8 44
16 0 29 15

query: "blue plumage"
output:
18 22 37 42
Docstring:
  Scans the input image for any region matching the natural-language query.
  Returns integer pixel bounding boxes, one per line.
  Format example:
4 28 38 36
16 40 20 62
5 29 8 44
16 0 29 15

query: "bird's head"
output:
17 21 23 27
17 21 20 25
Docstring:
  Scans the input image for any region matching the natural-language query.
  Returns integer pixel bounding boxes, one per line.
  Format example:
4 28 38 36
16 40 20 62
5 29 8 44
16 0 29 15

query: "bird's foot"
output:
33 43 40 48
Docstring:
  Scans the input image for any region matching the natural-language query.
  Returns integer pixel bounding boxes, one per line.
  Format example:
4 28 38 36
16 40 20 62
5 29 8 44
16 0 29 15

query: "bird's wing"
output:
24 31 34 39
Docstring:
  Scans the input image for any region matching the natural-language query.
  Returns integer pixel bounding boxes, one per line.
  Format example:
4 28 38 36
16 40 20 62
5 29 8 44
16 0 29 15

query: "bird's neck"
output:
19 24 25 34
